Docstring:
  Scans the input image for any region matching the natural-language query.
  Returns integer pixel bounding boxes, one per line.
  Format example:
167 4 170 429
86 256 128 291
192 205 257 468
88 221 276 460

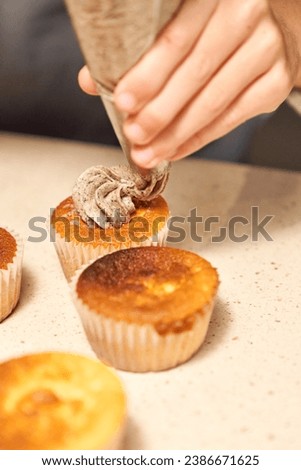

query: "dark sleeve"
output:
0 0 118 145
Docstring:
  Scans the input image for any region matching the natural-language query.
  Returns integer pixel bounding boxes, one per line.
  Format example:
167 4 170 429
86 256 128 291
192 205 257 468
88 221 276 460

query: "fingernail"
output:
115 92 136 112
131 147 154 166
124 123 145 142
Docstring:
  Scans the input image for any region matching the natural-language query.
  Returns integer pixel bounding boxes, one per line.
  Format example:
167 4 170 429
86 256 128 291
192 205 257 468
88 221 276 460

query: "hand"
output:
79 0 300 168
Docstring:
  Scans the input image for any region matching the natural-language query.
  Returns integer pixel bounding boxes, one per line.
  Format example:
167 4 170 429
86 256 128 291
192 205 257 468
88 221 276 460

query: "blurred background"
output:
1 0 300 172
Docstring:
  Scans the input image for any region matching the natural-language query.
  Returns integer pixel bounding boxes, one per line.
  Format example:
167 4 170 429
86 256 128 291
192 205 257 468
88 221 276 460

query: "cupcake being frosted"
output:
51 164 170 281
0 352 126 450
0 227 23 322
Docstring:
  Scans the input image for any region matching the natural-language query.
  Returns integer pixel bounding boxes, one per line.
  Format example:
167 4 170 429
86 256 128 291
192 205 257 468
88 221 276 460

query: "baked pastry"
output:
50 163 170 281
72 246 219 372
0 352 126 450
0 227 23 322
51 195 169 281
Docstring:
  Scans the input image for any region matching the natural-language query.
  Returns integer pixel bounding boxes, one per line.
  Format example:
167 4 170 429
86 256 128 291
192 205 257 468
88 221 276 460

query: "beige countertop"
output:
0 132 300 450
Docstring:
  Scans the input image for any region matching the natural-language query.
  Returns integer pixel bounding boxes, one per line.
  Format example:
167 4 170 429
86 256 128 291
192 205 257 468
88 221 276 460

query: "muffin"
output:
0 352 126 450
72 246 219 372
0 227 23 322
51 195 169 281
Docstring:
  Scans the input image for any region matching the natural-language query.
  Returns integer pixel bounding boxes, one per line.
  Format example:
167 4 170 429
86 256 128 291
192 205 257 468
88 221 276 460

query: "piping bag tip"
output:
126 151 170 180
100 88 170 179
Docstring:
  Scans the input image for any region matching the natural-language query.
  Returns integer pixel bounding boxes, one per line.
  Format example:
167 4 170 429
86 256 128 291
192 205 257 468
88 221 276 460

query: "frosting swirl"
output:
72 164 169 228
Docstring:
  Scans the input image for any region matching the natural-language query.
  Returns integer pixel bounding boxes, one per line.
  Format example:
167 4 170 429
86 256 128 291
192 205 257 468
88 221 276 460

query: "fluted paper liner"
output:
0 229 23 322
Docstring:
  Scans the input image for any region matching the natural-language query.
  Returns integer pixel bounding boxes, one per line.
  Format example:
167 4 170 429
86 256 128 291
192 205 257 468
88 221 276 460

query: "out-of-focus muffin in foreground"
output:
0 352 126 450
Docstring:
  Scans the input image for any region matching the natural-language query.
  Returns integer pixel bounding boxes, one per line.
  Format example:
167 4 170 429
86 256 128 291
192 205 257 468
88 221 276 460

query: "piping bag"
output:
64 0 183 227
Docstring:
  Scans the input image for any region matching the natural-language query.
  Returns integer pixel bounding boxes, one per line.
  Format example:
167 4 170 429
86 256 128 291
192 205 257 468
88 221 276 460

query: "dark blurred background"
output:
1 0 300 172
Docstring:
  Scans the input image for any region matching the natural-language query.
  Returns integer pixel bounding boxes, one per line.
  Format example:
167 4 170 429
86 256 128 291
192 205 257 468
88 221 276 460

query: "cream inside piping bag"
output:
64 0 183 227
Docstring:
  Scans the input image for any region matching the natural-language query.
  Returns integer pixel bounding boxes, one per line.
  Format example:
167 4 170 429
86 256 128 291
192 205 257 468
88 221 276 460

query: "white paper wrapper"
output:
0 229 23 322
53 224 168 282
71 267 215 372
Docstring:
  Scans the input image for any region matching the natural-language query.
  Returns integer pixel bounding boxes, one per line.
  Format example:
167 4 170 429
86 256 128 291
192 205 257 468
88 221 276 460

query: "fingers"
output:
123 0 271 146
114 0 219 113
169 62 293 162
76 0 295 171
129 17 287 168
78 66 98 95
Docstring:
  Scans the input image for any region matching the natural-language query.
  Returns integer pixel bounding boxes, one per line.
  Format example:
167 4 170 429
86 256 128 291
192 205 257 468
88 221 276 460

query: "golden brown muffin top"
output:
0 352 126 450
0 228 17 270
76 246 219 334
51 196 169 248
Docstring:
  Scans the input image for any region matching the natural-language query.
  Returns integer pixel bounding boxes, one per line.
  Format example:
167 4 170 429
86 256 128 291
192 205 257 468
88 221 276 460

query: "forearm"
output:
270 0 301 87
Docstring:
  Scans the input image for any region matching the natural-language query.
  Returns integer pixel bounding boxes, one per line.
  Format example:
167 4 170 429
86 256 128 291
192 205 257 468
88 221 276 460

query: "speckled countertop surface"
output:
0 132 300 450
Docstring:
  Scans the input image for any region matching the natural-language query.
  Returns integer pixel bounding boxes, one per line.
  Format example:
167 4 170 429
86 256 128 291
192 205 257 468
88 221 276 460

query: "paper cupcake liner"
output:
0 229 23 322
71 273 215 372
53 224 169 282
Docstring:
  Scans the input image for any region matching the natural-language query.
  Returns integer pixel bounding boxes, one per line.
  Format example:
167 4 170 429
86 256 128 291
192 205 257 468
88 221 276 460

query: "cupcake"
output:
0 227 23 322
72 246 219 372
50 165 169 281
0 352 126 450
